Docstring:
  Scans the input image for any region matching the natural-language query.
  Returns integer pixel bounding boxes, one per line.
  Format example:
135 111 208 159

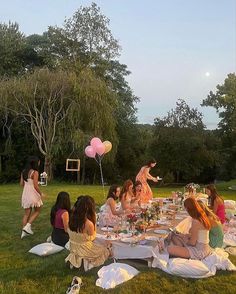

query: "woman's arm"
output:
32 171 42 196
120 194 130 210
186 221 199 246
20 174 24 187
144 167 158 182
108 199 123 216
85 219 96 240
61 211 69 232
213 199 219 215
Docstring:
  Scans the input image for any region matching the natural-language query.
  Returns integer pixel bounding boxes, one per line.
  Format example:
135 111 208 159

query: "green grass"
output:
0 182 236 294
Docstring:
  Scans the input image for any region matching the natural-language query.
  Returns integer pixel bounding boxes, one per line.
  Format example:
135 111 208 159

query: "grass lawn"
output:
0 182 236 294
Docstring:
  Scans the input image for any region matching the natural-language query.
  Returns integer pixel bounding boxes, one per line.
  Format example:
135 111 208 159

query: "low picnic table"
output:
96 201 188 266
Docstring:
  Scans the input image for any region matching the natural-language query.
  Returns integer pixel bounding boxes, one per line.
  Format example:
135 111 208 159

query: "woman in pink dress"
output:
20 156 44 239
136 159 158 203
206 184 226 224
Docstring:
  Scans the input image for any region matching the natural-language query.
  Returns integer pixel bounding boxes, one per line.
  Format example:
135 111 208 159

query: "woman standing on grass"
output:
136 159 158 203
206 184 226 224
20 156 44 239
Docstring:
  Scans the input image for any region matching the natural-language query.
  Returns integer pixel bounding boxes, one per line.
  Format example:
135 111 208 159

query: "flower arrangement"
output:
141 202 161 223
185 183 200 190
126 213 138 224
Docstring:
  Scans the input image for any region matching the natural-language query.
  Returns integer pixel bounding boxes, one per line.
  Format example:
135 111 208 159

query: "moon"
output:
205 72 210 77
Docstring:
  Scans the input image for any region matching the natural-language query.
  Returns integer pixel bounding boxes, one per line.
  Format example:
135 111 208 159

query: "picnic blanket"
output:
152 247 236 278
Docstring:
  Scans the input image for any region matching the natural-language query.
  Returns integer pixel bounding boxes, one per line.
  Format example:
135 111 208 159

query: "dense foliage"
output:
0 3 235 184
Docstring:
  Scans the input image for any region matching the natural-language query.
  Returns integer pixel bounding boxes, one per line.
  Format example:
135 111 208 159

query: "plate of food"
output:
120 237 137 243
157 220 170 225
145 236 159 241
101 227 113 232
119 232 132 238
154 229 169 235
96 233 118 241
179 210 188 214
175 215 184 220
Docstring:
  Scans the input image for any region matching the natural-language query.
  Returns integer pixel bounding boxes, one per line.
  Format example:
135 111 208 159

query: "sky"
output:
1 0 235 129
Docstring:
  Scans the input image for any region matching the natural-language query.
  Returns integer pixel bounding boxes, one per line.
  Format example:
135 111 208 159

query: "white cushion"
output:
29 242 64 256
225 209 236 219
96 262 139 289
175 216 192 234
169 258 209 277
224 200 236 210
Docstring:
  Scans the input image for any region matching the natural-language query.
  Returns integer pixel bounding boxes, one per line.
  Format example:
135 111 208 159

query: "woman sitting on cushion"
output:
99 185 124 227
167 197 212 260
206 184 226 224
198 200 224 248
50 191 71 247
65 195 110 271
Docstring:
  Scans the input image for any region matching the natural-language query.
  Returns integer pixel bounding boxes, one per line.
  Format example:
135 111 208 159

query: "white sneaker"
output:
66 284 80 294
46 236 52 242
23 224 34 235
21 230 28 239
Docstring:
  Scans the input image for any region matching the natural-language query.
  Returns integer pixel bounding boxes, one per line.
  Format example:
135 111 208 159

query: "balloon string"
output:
98 156 105 199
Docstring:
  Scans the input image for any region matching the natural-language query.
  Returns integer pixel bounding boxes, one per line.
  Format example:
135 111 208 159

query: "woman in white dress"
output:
99 185 124 227
20 156 44 239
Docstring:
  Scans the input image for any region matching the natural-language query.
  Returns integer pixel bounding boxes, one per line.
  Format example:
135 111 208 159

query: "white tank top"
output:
198 229 209 244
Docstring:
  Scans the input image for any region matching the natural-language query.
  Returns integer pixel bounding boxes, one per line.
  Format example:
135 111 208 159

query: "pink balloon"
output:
95 143 105 156
85 146 96 158
90 137 102 148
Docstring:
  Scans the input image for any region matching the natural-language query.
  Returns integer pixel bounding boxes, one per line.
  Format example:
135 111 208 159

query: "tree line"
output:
0 3 235 184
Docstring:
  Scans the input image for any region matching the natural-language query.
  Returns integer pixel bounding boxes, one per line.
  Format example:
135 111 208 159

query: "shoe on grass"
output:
21 230 29 239
23 224 34 235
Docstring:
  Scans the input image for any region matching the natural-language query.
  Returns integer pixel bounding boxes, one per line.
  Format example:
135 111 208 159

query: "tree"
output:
63 2 120 61
155 99 205 130
0 67 119 181
202 73 236 133
0 22 26 76
151 99 219 182
202 73 236 179
0 69 75 180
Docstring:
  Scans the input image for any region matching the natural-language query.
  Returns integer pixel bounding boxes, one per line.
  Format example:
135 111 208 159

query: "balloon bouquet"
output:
85 137 112 198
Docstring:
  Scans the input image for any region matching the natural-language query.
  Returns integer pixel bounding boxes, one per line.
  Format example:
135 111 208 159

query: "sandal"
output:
66 276 82 294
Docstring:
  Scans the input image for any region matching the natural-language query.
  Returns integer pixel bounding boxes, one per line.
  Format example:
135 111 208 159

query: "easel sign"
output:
66 159 80 172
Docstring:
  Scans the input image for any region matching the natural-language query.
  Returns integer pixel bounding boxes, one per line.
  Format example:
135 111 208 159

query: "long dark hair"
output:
22 156 40 181
69 195 96 233
107 185 119 200
119 179 133 201
50 191 71 226
206 184 222 207
133 181 142 196
146 158 156 168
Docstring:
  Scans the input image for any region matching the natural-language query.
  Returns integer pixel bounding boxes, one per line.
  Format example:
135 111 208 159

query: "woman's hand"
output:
41 192 47 199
